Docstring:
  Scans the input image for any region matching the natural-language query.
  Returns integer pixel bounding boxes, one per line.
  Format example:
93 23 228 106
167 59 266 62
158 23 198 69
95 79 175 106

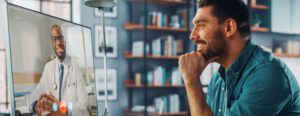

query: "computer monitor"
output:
6 3 97 116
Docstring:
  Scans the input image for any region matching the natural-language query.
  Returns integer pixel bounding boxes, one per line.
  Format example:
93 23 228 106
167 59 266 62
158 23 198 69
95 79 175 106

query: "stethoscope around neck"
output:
53 63 59 91
52 62 73 91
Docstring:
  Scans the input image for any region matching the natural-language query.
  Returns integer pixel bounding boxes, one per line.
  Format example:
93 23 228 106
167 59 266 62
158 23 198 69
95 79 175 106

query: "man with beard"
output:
29 25 88 116
179 0 300 115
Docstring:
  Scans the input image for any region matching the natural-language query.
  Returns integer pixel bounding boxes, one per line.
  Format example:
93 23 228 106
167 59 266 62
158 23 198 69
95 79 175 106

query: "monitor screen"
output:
7 4 97 116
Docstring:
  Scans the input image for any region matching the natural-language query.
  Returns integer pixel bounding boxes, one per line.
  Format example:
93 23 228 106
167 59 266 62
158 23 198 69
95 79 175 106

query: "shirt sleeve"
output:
226 64 292 116
206 72 219 109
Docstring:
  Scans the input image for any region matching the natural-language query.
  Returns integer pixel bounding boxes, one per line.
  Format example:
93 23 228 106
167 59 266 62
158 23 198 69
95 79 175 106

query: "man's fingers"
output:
48 93 58 103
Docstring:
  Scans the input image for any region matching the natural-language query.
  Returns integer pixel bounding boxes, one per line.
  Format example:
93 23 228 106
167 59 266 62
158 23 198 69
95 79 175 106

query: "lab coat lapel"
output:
61 56 70 99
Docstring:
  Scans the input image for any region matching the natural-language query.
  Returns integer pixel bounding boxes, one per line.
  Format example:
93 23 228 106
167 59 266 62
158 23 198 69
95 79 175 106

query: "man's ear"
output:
223 18 237 38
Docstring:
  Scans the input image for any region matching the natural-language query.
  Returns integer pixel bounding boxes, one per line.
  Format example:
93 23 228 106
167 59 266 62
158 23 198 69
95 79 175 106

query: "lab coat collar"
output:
55 55 71 67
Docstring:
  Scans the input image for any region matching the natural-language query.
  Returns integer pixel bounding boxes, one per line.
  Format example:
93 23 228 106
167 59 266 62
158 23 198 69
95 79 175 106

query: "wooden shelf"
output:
251 27 269 32
125 110 188 116
273 53 300 58
250 4 269 10
127 0 188 5
124 22 188 32
124 80 185 89
125 84 185 88
124 51 180 60
250 0 269 10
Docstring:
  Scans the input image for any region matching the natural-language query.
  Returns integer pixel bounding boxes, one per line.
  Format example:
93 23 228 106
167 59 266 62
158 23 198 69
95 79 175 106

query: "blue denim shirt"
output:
206 41 300 116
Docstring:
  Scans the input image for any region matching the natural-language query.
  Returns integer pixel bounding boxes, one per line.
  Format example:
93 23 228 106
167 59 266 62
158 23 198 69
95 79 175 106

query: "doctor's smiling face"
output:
51 25 66 62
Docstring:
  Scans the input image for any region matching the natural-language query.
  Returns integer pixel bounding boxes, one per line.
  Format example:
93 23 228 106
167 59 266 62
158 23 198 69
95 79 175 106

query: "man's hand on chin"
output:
178 51 219 116
179 51 219 84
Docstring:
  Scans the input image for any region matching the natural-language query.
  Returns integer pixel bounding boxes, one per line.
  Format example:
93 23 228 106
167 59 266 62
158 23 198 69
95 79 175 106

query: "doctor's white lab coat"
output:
30 55 88 116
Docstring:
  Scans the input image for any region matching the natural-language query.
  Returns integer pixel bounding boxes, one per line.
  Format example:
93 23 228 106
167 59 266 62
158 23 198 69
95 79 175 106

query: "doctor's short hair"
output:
51 24 63 35
198 0 251 37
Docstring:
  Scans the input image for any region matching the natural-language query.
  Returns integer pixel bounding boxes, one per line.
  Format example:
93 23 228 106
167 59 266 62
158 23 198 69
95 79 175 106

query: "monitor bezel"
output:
5 2 96 115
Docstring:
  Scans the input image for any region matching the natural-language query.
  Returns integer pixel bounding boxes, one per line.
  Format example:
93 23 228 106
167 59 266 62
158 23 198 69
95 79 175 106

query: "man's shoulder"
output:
246 45 289 75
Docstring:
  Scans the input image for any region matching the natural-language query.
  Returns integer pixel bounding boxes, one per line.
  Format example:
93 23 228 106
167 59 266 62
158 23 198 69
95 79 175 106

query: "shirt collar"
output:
55 55 70 67
218 40 257 79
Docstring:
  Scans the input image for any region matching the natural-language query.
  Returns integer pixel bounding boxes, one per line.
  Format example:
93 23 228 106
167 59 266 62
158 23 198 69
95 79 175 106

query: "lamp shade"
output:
84 0 116 8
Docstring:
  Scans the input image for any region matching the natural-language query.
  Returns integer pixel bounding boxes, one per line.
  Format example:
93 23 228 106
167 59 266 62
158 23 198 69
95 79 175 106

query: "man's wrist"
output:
183 76 201 86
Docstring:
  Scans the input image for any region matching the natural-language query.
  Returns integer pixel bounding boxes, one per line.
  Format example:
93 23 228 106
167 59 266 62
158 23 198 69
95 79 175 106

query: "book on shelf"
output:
130 67 183 86
286 40 300 55
132 41 150 56
141 9 187 28
152 66 167 85
132 41 144 56
171 67 183 86
154 94 180 113
151 35 184 56
131 35 183 57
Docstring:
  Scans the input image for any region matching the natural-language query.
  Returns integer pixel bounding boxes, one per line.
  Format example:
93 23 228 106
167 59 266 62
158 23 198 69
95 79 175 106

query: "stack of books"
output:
146 66 183 86
154 94 180 113
151 35 183 56
142 9 187 28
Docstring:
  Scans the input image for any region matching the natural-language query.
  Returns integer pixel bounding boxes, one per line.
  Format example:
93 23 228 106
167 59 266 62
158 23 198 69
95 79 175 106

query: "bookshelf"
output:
124 79 186 88
127 0 189 5
273 53 300 58
251 27 269 32
124 109 189 116
124 51 180 60
124 22 188 32
249 0 270 33
124 0 192 115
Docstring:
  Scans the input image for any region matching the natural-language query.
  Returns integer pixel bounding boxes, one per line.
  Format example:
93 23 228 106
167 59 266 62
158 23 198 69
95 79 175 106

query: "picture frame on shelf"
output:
95 68 117 101
94 0 117 18
95 25 118 58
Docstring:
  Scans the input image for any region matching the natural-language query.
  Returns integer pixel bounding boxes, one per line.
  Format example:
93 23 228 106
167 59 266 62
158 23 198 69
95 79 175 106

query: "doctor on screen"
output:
30 25 88 116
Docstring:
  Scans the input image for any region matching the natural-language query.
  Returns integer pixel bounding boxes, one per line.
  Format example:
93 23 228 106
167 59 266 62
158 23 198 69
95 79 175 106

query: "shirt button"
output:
219 108 222 112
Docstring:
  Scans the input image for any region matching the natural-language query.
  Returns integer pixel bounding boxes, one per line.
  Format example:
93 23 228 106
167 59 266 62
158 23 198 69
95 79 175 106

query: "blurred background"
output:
1 0 300 116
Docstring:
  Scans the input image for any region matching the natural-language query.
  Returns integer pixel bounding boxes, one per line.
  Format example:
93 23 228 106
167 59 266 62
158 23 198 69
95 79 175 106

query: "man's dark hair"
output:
198 0 251 37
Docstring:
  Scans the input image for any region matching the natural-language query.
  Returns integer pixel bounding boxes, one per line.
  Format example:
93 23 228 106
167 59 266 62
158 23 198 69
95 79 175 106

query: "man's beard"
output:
198 30 226 60
54 44 66 60
55 51 66 60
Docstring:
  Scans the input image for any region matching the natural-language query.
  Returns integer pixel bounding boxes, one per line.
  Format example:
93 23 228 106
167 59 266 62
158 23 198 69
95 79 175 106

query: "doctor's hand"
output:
36 93 55 116
179 51 219 84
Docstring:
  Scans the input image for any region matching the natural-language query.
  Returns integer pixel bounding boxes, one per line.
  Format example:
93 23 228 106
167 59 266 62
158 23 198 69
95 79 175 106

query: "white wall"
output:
8 5 53 73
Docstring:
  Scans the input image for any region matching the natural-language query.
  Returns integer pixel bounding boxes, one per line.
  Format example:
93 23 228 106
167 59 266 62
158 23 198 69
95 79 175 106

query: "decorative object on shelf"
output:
95 68 117 101
94 0 117 18
84 0 116 115
95 25 118 58
134 73 142 86
252 14 262 27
